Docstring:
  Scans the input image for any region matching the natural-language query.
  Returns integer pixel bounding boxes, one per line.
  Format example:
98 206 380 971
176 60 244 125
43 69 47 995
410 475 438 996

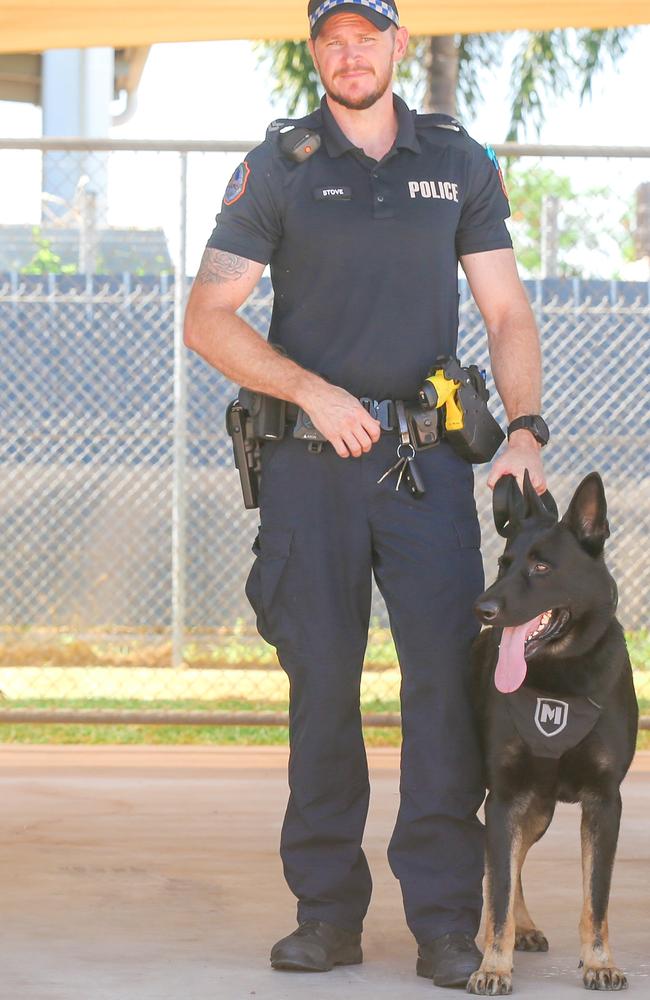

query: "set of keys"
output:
376 400 426 499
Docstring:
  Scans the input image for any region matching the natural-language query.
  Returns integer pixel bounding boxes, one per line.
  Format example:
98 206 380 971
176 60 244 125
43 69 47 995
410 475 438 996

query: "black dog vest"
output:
502 686 602 759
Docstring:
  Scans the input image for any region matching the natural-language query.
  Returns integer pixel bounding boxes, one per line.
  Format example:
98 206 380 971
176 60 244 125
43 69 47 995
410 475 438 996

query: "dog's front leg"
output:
467 791 523 996
579 789 627 991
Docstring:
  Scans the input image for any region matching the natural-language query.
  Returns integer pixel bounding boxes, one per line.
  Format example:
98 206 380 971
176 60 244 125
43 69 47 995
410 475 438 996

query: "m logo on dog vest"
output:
502 686 602 759
535 698 568 737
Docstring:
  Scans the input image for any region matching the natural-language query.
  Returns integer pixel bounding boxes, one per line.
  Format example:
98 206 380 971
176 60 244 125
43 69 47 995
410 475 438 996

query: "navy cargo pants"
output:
245 431 486 945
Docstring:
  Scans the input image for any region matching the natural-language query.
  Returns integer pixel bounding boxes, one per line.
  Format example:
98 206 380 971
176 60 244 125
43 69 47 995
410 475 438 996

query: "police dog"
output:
467 471 638 995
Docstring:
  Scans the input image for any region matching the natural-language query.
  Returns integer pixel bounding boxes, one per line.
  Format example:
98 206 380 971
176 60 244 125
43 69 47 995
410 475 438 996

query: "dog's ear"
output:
493 474 526 537
522 469 558 525
561 472 610 556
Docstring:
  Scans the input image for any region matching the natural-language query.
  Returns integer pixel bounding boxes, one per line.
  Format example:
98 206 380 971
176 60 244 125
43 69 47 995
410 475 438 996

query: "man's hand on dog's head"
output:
487 429 546 494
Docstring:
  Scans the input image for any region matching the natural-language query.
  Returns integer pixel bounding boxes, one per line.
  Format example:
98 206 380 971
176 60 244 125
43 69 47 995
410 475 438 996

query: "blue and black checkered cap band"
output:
309 0 400 36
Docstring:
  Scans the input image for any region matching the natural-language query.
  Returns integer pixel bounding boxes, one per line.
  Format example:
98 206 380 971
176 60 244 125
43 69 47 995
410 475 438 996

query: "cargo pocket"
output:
453 514 481 549
245 526 293 647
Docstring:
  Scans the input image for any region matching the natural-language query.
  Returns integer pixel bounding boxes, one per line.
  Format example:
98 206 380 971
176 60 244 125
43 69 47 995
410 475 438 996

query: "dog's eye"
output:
532 562 550 574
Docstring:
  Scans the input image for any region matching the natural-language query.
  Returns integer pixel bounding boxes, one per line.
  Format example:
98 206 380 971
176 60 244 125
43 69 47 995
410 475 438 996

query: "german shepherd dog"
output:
467 471 638 995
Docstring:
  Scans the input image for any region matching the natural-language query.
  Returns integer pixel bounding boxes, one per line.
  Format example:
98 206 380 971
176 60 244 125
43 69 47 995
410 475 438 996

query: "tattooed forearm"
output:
196 248 250 285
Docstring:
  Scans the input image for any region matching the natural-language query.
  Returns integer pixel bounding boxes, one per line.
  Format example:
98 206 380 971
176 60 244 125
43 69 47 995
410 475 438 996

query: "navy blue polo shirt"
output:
206 94 512 401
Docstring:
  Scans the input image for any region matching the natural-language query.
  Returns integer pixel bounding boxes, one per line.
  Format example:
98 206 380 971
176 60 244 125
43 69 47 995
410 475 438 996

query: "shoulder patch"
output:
223 161 250 206
484 144 509 200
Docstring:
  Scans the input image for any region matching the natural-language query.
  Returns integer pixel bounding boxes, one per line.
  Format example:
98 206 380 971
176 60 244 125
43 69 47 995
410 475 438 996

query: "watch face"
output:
532 416 550 444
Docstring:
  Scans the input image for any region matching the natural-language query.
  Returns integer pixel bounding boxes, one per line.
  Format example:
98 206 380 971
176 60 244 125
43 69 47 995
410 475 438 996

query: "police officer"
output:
184 0 548 988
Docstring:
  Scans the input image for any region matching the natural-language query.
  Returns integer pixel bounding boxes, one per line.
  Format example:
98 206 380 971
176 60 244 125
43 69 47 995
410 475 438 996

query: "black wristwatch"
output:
507 415 550 447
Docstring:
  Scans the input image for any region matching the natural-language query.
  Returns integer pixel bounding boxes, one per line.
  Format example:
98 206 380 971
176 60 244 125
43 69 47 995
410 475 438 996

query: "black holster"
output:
445 379 505 463
419 357 505 464
225 390 287 509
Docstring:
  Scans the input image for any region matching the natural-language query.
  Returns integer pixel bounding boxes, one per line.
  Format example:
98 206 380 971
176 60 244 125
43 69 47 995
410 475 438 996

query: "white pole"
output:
171 152 188 669
540 194 560 279
41 48 113 245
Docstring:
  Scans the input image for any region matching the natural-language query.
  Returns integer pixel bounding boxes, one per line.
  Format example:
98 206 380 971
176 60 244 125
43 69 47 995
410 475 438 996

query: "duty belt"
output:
228 360 503 510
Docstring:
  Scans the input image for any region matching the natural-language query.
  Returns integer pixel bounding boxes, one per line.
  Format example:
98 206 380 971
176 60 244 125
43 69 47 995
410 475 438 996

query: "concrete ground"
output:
1 746 649 1000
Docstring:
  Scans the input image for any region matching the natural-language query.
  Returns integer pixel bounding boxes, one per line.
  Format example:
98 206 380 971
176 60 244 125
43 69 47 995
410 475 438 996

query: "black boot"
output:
270 919 363 972
416 931 482 988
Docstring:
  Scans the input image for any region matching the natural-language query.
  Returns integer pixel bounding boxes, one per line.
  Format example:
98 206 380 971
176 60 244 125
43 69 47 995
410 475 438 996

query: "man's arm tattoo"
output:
196 248 250 285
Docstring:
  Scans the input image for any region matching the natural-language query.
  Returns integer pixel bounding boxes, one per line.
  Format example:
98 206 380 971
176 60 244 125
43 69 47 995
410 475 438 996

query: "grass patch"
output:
0 696 646 750
0 723 403 747
627 630 650 672
0 623 400 670
1 626 648 749
2 626 646 672
0 697 402 745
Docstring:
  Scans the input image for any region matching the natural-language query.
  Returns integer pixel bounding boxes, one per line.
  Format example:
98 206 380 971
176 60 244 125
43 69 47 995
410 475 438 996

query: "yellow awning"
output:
0 0 648 53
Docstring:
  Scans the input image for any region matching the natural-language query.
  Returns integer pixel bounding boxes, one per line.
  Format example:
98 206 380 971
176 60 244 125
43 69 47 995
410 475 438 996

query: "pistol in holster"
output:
418 356 505 463
225 389 287 509
226 387 328 508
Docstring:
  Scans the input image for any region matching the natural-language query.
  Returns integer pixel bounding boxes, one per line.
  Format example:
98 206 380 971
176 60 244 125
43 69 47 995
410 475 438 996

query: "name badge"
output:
314 186 352 201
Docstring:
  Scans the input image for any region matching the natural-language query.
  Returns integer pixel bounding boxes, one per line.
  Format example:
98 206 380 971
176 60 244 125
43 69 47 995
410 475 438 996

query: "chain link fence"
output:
0 140 648 726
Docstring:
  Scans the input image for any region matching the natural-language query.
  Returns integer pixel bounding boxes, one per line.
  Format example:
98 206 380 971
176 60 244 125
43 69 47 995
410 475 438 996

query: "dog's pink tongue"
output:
495 615 542 693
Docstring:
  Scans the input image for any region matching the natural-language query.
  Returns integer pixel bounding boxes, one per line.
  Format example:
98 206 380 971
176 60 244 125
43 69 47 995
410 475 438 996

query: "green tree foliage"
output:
505 28 631 140
256 28 632 140
507 166 586 275
505 163 634 277
21 228 77 275
256 41 320 115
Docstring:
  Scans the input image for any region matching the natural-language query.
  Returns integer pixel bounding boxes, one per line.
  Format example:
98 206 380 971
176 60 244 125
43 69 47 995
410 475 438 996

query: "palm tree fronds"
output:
457 33 507 119
253 40 320 116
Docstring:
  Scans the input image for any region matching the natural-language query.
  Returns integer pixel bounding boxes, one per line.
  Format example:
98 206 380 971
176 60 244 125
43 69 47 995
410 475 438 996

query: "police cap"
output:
308 0 400 39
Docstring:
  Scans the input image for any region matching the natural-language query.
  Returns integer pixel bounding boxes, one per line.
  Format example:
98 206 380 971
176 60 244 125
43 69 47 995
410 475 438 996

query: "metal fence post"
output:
541 194 560 278
172 151 188 668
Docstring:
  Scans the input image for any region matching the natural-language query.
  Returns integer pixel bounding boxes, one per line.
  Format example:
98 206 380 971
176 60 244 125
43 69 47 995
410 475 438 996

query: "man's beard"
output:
323 63 393 111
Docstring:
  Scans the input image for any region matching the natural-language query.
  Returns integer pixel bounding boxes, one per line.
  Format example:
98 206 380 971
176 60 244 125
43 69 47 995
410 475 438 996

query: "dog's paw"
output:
466 969 513 995
515 928 549 952
582 966 628 991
